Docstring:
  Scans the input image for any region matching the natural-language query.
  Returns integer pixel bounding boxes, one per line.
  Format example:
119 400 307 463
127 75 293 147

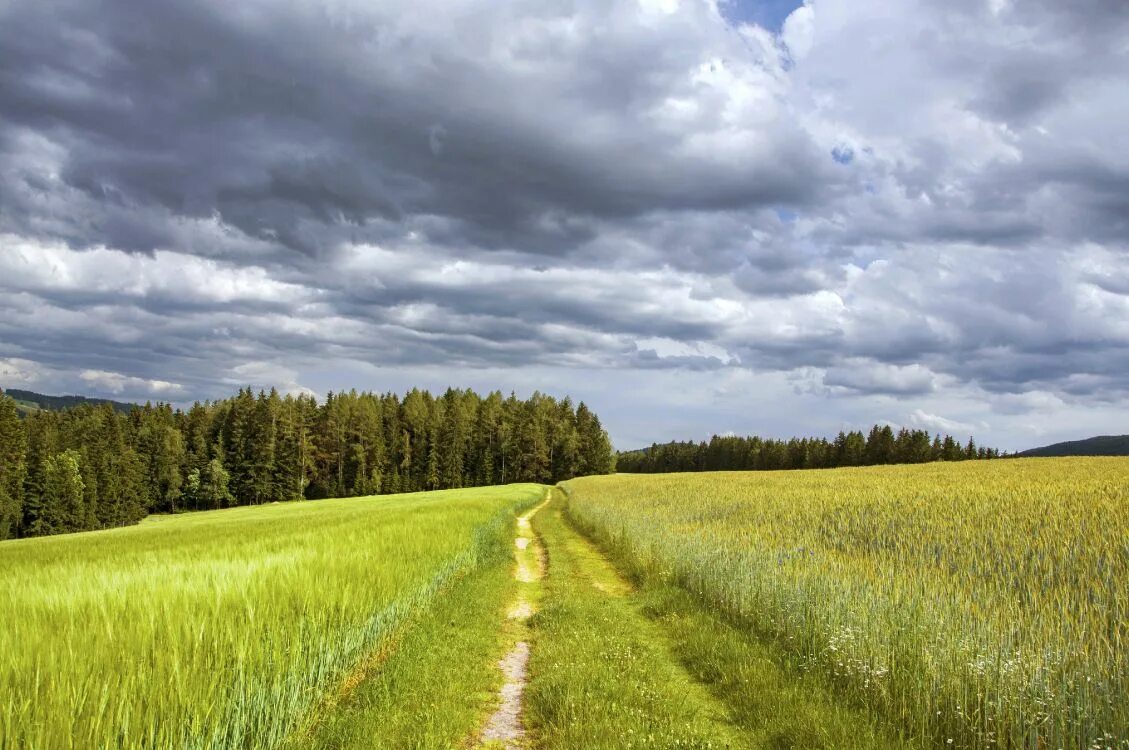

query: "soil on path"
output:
477 491 549 748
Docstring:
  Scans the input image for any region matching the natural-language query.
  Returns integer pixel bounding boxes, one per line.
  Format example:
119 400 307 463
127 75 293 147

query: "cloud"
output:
79 369 183 396
229 362 316 398
0 0 1126 450
908 409 983 437
0 358 41 387
823 361 939 396
0 0 829 258
781 3 814 60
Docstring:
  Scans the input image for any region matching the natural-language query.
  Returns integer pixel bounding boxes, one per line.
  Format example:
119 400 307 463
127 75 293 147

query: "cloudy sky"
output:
1 0 1127 451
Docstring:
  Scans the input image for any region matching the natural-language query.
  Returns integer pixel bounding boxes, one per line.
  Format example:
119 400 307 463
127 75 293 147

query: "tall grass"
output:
563 459 1129 748
0 484 542 748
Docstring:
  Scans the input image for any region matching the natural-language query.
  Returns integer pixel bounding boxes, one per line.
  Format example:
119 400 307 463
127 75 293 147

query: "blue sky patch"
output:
831 145 855 165
719 0 804 31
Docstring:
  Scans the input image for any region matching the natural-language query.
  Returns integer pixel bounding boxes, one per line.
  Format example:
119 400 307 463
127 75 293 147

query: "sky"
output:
1 0 1127 452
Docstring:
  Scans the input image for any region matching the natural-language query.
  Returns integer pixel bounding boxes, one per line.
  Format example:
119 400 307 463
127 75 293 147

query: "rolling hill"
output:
1018 434 1129 457
1 387 139 416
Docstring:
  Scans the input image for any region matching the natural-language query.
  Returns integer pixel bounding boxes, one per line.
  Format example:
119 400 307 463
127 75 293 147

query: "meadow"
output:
563 458 1129 748
0 484 543 748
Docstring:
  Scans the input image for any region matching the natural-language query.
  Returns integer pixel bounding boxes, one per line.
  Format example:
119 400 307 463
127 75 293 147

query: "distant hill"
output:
1 388 139 416
1018 435 1129 457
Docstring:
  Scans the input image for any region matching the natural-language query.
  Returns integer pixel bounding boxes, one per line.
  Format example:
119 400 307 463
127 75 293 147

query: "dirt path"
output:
477 491 550 748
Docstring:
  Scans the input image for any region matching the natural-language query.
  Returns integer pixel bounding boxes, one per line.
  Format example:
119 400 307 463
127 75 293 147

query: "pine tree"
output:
22 411 59 532
275 395 314 501
865 425 896 465
0 394 27 539
246 390 278 504
575 402 613 476
425 399 442 490
513 396 550 482
223 389 256 503
551 397 580 482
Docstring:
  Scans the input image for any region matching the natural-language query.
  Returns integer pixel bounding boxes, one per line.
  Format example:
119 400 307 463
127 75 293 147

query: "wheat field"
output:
563 459 1129 748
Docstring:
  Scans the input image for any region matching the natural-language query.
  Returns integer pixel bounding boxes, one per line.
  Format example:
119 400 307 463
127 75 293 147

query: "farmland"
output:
0 484 543 748
1 458 1126 748
563 458 1129 747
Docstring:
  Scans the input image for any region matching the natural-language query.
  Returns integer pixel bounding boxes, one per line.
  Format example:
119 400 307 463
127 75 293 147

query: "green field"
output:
2 459 1126 748
0 485 543 748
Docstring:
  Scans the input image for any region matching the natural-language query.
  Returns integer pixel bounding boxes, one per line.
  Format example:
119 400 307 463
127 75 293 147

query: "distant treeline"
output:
0 387 614 540
616 425 1001 474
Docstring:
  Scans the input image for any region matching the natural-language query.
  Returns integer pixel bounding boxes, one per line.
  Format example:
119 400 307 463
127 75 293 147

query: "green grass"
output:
528 488 905 749
295 488 551 749
526 489 744 749
633 585 907 749
0 484 543 748
292 558 514 749
563 459 1129 747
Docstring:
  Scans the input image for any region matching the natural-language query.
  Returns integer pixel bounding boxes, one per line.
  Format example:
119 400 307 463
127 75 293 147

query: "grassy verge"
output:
292 560 516 749
632 584 909 749
526 490 743 749
541 487 908 749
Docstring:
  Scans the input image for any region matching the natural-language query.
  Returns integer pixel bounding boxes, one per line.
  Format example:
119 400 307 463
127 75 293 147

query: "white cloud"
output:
0 235 313 307
908 409 983 436
79 369 183 396
781 3 814 61
230 362 316 398
824 360 940 396
0 358 41 387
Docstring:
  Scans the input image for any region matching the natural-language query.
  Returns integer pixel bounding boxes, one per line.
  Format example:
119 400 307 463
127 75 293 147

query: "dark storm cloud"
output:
0 0 827 259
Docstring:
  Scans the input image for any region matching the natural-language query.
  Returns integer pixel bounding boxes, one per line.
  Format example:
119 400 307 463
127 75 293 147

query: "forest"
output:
0 387 614 540
615 425 1001 474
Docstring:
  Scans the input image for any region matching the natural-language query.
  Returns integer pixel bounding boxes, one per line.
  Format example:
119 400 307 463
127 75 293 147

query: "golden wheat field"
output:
563 458 1129 748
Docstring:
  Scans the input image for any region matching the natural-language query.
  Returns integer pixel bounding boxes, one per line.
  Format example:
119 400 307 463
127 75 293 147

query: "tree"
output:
275 394 315 501
616 423 999 475
473 392 503 486
247 390 279 504
0 394 27 539
575 402 614 476
514 396 550 482
199 455 234 509
37 450 86 535
222 389 256 503
865 425 896 465
4 384 611 536
425 401 442 491
551 397 580 482
941 435 962 461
